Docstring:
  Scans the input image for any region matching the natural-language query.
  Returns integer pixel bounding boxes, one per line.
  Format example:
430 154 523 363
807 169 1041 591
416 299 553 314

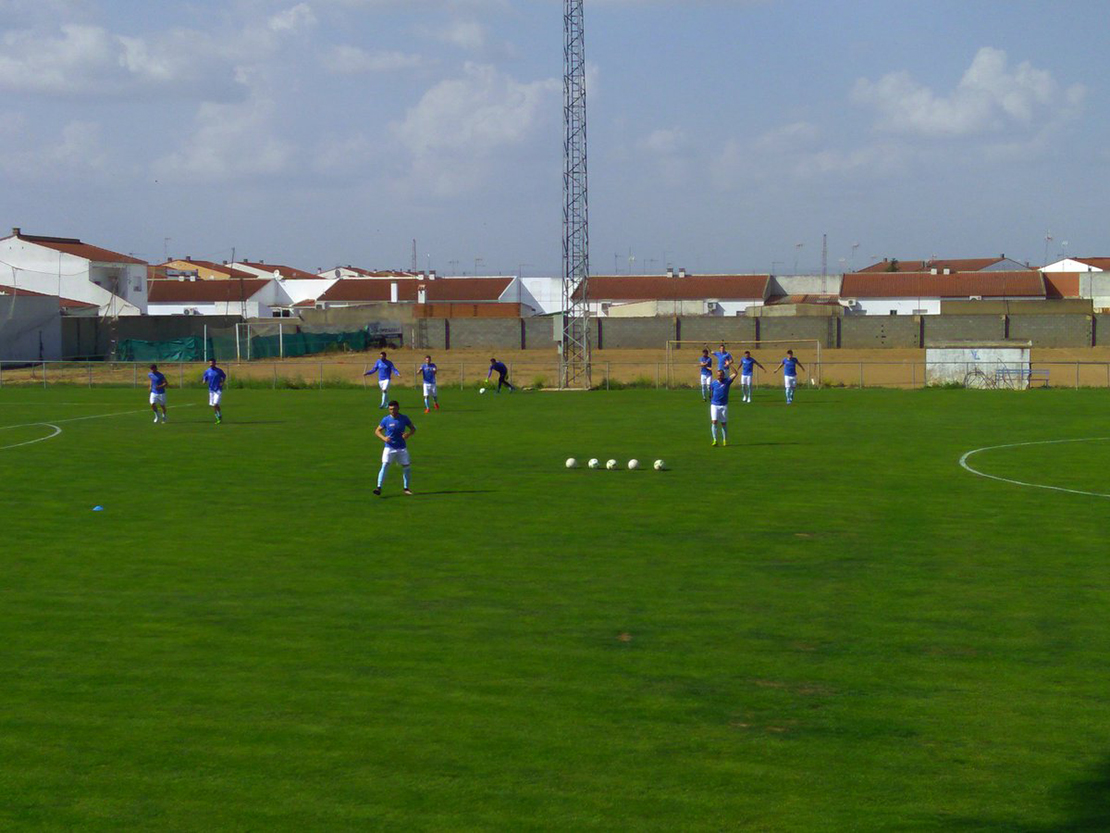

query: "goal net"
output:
665 339 823 388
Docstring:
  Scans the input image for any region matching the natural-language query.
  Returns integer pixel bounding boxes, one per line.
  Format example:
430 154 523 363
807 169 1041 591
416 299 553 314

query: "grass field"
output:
1 384 1109 830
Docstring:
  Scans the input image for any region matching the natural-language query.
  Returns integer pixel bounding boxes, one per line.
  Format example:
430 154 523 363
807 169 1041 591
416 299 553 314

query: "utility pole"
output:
821 233 828 278
411 239 418 273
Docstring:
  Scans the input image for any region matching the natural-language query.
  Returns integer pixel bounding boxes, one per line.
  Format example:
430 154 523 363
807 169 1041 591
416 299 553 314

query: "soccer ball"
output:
605 459 618 470
479 387 486 394
565 458 578 469
587 458 600 469
653 459 665 471
627 459 640 470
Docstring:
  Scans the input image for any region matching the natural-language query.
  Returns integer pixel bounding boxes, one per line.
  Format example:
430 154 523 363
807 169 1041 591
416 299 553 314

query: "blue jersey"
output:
710 376 733 405
379 414 415 449
420 363 437 383
488 361 508 378
148 372 167 394
202 367 225 392
740 356 756 375
782 357 798 377
713 350 732 372
368 359 399 381
699 356 712 376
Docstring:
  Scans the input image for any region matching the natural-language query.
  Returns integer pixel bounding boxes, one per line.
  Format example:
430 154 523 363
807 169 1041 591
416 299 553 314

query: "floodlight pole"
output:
561 0 591 389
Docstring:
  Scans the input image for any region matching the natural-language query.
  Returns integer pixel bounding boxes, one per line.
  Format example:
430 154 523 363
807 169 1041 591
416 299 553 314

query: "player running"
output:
202 358 226 424
709 366 738 447
487 357 516 393
698 349 713 401
148 363 168 423
712 343 733 376
365 351 402 409
738 350 765 403
373 400 416 496
773 349 806 404
419 355 439 413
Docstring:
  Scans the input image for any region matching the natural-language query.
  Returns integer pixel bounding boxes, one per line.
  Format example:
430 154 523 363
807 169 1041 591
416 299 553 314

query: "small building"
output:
147 277 274 317
159 258 260 282
234 261 326 282
840 272 1046 315
308 276 536 314
0 290 65 360
0 228 147 315
579 273 770 317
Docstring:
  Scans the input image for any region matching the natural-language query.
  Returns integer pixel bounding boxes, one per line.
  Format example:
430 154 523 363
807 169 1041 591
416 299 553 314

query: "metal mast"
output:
561 0 591 388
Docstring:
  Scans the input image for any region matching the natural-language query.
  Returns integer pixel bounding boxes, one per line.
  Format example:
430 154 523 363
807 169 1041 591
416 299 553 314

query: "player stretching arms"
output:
487 357 516 393
773 349 805 404
373 400 416 496
709 366 738 446
738 350 765 403
365 351 401 409
712 343 733 377
148 363 168 423
202 358 226 424
419 355 439 413
698 349 713 401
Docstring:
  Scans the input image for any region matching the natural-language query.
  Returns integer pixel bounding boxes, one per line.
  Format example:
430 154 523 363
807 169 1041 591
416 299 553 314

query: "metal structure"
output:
560 0 592 388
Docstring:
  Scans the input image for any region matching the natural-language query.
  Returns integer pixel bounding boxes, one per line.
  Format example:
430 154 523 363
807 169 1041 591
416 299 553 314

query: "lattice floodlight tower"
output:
561 0 592 389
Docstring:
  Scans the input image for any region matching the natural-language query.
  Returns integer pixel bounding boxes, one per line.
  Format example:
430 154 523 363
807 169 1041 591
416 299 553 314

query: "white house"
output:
840 272 1046 315
316 266 420 280
579 273 770 317
147 277 275 317
0 228 147 315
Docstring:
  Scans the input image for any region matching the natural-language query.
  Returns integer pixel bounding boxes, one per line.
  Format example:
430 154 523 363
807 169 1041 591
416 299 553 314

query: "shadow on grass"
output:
379 490 496 498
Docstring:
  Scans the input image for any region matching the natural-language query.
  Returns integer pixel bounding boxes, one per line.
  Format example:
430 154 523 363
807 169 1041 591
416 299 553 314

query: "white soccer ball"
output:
627 459 640 470
605 459 618 470
479 387 486 394
587 458 600 469
653 459 665 471
565 457 578 469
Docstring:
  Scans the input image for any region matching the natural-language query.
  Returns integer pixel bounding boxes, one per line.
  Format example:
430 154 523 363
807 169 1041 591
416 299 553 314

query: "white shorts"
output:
378 379 391 393
784 376 797 389
423 382 437 397
149 393 166 405
700 374 711 387
710 404 728 422
209 390 222 406
381 447 411 466
741 374 753 385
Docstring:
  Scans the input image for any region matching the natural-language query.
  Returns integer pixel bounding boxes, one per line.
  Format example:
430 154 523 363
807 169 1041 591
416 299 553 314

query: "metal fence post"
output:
42 362 47 389
0 363 4 387
88 363 93 388
912 361 916 389
1076 362 1080 390
179 362 184 389
859 362 864 389
273 364 277 389
319 363 324 389
656 363 660 389
133 363 138 388
606 361 610 391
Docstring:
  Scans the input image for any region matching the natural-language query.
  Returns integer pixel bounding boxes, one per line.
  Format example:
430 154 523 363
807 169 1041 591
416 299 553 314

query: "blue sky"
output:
0 0 1105 275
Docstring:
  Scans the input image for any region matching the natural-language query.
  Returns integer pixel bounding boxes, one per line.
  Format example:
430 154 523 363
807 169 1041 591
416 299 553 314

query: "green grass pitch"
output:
1 385 1109 829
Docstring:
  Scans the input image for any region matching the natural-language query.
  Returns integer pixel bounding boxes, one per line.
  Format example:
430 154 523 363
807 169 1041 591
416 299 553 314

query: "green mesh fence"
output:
117 337 211 362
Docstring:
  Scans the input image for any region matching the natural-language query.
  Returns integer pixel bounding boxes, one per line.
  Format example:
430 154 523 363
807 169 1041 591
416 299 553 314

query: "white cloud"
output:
322 45 424 74
268 3 317 33
390 62 559 196
430 20 488 51
853 47 1086 137
0 118 108 181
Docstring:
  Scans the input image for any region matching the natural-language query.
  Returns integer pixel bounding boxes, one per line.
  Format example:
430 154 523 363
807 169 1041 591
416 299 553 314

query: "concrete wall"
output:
676 317 758 345
924 315 1005 345
523 316 560 350
446 317 523 350
1007 314 1092 348
597 316 675 349
841 316 920 348
768 274 842 296
0 295 62 360
759 316 838 348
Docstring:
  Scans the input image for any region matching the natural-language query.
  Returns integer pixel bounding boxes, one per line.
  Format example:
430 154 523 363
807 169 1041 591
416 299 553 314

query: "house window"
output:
890 309 898 315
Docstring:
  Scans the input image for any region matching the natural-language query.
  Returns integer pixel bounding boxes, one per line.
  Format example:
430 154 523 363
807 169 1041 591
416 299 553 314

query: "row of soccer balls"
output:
566 458 666 471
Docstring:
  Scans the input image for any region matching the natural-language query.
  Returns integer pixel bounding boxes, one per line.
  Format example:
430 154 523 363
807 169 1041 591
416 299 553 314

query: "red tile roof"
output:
148 278 271 302
1072 258 1110 271
856 257 1030 273
765 294 841 306
0 284 97 309
6 232 147 265
160 259 259 281
315 277 512 304
840 272 1045 298
579 274 769 302
323 266 421 278
1044 274 1081 299
239 261 323 280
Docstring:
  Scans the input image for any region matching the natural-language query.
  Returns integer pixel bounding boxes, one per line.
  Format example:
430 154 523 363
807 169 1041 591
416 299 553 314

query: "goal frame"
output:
665 339 822 388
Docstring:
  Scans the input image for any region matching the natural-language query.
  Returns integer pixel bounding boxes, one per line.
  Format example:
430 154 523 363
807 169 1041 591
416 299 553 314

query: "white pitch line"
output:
0 404 198 452
959 437 1110 499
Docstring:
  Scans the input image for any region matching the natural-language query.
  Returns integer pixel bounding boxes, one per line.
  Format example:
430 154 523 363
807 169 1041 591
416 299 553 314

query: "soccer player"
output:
773 349 806 404
738 350 766 403
202 358 226 424
698 349 713 401
373 400 416 496
487 357 515 393
365 350 402 409
712 343 733 376
148 363 168 423
419 355 439 413
709 366 738 447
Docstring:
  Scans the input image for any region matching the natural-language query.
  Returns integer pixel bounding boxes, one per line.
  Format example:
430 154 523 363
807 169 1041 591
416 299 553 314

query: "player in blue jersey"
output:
373 400 416 496
487 357 516 392
419 355 439 413
698 349 713 400
738 350 766 403
773 349 806 404
709 366 738 446
365 351 402 408
202 358 226 424
712 344 733 376
148 363 168 423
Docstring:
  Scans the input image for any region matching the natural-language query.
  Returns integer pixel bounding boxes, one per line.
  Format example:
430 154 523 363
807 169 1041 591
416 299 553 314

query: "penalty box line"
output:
0 404 199 451
959 437 1110 499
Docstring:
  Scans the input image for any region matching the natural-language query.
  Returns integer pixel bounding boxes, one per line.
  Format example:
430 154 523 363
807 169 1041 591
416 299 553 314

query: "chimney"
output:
429 270 437 280
390 281 399 303
931 267 938 275
11 227 20 237
418 285 427 304
185 256 192 262
678 267 687 278
943 268 951 275
666 267 675 278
